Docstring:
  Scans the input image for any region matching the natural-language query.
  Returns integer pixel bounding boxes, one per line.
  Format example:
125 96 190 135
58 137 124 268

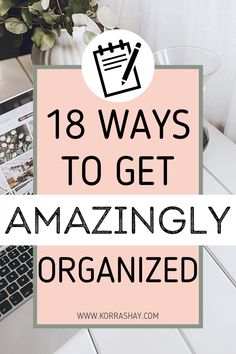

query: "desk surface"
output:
1 55 236 354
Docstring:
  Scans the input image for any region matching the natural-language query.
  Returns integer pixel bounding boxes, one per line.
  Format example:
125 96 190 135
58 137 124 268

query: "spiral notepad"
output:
93 40 141 98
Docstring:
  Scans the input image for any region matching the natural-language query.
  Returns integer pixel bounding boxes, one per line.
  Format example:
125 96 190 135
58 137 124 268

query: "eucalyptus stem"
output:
56 0 64 16
55 0 65 29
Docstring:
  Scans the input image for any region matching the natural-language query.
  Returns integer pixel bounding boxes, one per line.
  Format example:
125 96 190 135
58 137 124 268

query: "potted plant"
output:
0 0 118 64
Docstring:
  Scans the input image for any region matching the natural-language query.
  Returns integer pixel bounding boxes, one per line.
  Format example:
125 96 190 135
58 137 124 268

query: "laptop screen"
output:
0 90 33 196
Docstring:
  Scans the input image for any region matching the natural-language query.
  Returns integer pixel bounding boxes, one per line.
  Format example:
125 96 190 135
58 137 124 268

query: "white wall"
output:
101 0 236 140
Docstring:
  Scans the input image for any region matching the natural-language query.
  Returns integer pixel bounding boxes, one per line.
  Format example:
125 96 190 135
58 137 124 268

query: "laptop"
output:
0 90 78 354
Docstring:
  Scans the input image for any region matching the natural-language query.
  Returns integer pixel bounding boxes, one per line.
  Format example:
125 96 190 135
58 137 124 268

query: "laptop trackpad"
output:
0 299 79 354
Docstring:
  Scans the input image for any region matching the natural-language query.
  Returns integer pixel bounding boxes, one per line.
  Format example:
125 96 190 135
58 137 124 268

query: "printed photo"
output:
0 124 33 165
13 179 33 195
1 151 33 190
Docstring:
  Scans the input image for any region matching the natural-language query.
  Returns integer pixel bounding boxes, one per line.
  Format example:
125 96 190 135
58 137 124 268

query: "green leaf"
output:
68 0 89 16
32 27 55 51
89 0 97 7
21 8 32 29
72 13 100 33
31 27 44 47
43 11 60 25
97 6 118 30
5 17 28 34
29 1 43 15
0 0 15 16
31 16 43 26
40 30 55 50
41 0 49 10
82 29 96 45
64 15 73 36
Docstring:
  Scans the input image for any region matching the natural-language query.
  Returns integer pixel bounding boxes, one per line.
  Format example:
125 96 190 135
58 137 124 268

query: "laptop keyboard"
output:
0 246 33 320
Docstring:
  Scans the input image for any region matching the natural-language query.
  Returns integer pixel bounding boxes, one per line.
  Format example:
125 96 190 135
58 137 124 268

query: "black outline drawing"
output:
93 40 141 98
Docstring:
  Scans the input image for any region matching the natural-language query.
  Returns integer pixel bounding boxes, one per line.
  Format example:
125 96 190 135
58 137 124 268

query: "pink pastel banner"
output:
36 68 201 326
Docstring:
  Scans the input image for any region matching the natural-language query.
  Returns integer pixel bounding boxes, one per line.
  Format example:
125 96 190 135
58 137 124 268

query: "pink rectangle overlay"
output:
36 68 201 326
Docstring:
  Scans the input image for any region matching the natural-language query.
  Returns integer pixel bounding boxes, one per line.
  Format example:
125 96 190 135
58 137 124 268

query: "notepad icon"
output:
93 40 141 98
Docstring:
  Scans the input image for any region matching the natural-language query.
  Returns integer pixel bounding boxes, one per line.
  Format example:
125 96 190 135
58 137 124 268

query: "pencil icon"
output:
121 42 141 85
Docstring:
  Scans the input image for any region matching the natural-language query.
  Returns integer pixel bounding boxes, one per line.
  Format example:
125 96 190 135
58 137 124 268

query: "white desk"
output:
1 56 236 354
